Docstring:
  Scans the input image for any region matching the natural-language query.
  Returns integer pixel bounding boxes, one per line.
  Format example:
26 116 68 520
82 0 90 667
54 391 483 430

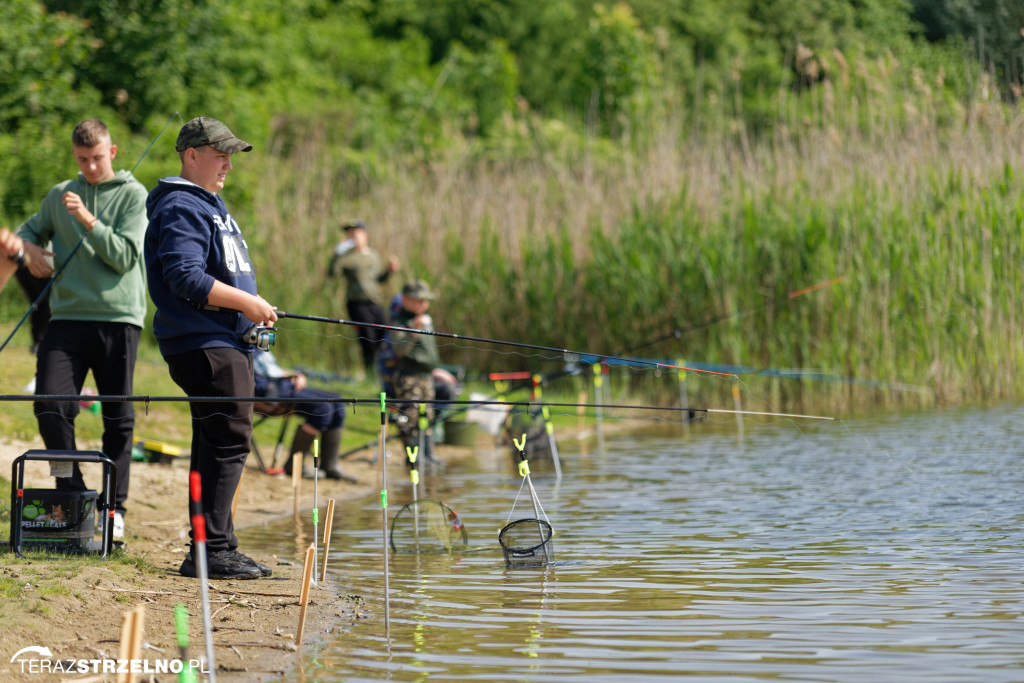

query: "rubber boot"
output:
320 427 357 483
422 430 440 465
284 428 318 479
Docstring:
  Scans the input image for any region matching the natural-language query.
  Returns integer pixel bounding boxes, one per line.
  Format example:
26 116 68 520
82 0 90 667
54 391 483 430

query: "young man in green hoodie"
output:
16 119 148 540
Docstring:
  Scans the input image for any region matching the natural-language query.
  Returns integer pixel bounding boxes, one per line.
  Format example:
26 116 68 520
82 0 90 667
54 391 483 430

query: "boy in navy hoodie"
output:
145 117 277 580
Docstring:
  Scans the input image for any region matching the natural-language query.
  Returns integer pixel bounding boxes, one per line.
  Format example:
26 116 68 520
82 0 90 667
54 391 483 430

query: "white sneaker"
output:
97 512 125 539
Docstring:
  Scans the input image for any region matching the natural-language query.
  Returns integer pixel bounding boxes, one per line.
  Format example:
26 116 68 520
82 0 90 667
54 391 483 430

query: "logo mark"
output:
10 646 52 662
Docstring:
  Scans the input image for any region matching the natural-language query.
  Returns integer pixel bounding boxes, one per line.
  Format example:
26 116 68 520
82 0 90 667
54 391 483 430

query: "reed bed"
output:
238 50 1024 414
3 53 1018 415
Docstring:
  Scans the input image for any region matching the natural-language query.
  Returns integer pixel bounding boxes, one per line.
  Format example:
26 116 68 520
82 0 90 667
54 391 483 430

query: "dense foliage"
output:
2 0 1024 411
2 0 1017 211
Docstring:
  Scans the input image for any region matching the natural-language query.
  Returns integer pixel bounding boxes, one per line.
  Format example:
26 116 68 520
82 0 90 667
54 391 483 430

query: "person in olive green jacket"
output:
16 119 148 539
327 220 399 375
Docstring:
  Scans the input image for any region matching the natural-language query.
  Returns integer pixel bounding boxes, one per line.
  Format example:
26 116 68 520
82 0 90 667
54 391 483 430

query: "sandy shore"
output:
0 434 462 682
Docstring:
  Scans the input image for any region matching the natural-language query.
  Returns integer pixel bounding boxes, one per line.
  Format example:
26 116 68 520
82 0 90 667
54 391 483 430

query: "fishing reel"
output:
240 324 276 351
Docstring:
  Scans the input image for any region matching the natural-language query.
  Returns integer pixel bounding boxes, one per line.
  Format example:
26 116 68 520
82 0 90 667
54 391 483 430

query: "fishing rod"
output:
195 302 741 457
270 309 737 379
569 352 931 395
0 393 840 422
8 391 838 464
0 111 181 355
340 275 845 425
618 276 846 356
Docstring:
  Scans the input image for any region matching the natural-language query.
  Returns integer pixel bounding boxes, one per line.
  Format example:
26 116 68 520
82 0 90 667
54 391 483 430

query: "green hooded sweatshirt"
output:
17 170 148 326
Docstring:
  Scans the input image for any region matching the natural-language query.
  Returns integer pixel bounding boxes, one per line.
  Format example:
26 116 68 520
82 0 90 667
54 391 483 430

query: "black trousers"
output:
165 347 254 553
34 320 140 514
347 299 388 371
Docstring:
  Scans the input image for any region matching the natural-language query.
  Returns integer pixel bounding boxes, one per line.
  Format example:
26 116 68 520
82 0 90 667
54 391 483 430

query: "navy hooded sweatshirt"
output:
145 177 259 357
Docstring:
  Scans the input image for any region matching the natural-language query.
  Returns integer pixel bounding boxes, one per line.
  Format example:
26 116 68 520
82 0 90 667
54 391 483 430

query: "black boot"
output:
422 430 440 464
284 428 318 479
320 428 357 483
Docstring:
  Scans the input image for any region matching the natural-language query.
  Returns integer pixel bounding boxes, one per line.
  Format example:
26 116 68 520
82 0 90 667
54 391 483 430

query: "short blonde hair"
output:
72 119 110 147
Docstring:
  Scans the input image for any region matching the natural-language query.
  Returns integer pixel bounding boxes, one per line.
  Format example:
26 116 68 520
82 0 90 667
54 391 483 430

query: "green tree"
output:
571 3 659 133
42 0 233 131
0 0 105 221
0 0 99 131
910 0 1024 96
443 41 520 137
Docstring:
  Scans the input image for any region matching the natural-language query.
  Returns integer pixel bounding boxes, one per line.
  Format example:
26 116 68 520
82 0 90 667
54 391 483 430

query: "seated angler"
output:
253 348 356 483
389 280 446 460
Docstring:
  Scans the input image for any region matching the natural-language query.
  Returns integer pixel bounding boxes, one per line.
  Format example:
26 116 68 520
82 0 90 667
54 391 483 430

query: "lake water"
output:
242 404 1024 681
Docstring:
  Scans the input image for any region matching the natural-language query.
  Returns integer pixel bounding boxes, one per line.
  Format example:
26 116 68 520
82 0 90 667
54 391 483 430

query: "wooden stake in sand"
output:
320 499 336 582
292 453 302 521
296 542 316 647
117 604 145 683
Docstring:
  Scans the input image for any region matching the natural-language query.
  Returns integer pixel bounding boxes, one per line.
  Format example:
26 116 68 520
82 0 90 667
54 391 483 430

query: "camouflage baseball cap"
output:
175 117 253 154
402 280 435 300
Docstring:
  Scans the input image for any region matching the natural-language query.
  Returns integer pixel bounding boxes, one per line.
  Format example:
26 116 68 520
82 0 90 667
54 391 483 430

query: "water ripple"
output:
244 404 1024 681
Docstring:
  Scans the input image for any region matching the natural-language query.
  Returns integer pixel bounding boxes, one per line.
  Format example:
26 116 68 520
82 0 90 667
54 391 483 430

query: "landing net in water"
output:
389 499 469 554
499 518 554 568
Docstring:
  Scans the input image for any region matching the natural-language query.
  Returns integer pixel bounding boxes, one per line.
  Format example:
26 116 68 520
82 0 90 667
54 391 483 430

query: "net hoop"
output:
499 518 554 567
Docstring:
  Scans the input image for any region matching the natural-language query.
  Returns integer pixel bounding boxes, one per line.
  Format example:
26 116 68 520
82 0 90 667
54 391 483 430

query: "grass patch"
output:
0 576 24 598
107 553 160 576
46 564 81 581
37 583 71 597
3 547 156 572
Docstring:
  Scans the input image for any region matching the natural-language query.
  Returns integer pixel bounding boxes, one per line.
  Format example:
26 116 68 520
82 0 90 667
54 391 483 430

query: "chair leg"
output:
269 413 293 471
250 438 269 473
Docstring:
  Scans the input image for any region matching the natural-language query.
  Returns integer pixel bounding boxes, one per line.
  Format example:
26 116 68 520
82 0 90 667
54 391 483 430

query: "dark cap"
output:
175 117 253 154
402 280 435 301
342 220 367 231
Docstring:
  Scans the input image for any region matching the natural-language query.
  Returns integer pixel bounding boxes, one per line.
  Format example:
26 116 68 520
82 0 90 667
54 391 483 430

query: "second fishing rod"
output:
0 392 841 422
265 309 737 381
